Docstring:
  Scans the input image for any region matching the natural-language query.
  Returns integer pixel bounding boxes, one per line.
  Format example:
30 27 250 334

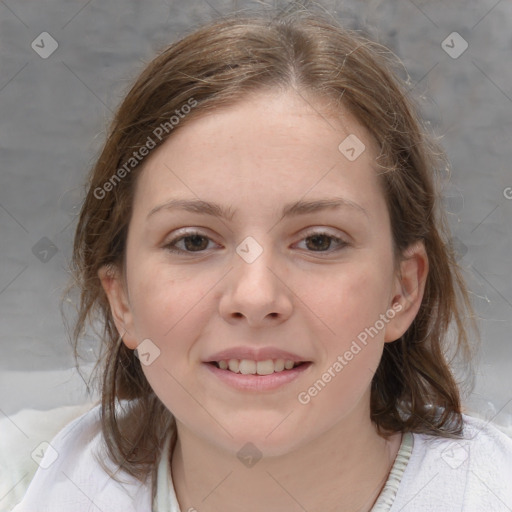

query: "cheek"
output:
317 261 394 342
304 257 393 394
129 269 216 416
128 259 214 343
297 268 389 424
126 265 221 406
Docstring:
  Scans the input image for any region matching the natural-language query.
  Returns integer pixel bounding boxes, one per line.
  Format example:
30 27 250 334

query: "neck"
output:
170 407 402 512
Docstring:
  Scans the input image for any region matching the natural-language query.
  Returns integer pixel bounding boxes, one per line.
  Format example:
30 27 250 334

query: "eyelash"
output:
162 229 349 255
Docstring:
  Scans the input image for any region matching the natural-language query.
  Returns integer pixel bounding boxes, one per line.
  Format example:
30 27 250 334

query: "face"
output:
99 89 427 456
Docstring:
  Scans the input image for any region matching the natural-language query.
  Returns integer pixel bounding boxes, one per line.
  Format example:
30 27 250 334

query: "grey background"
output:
0 0 511 427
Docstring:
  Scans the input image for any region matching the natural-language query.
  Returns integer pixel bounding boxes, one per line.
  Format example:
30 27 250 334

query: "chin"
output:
216 425 306 459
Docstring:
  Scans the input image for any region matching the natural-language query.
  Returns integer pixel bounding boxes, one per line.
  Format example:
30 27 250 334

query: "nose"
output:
218 238 293 327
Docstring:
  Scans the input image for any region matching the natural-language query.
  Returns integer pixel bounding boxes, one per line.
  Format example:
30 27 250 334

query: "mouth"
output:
207 358 308 375
203 359 312 392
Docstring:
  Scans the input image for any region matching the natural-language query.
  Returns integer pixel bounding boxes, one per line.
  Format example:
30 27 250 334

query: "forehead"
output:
132 89 385 222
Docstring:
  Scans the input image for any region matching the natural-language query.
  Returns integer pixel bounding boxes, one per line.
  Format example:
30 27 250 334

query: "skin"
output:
99 88 428 512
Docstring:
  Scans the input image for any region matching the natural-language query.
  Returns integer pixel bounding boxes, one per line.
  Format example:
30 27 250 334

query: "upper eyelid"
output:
166 226 347 241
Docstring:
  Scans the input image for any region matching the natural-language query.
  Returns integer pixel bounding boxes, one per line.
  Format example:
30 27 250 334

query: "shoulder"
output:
11 403 152 512
0 403 94 511
391 413 512 511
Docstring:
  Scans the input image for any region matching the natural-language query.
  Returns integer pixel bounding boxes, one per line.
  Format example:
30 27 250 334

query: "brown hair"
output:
62 4 477 488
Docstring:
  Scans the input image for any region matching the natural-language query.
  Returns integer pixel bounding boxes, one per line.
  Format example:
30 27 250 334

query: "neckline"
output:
369 431 414 511
154 431 414 512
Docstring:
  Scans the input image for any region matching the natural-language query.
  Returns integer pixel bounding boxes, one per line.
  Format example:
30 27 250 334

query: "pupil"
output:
307 235 330 251
185 235 208 251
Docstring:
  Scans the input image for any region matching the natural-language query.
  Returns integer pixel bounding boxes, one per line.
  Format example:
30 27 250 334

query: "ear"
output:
384 241 429 343
97 264 139 350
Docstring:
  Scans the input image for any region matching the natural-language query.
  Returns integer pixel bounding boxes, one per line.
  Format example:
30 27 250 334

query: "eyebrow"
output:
147 197 368 221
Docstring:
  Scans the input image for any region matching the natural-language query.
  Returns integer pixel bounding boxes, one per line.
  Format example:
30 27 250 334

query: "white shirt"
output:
10 404 512 511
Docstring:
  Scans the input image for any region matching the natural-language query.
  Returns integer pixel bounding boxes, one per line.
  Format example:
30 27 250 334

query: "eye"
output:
163 229 349 255
295 230 349 253
163 230 217 254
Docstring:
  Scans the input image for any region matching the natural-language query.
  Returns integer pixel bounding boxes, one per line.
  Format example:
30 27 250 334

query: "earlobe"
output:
384 241 429 343
97 264 138 350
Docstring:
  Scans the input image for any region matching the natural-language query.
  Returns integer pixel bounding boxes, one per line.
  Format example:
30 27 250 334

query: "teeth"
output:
274 359 285 372
215 358 301 375
284 360 294 370
256 360 274 375
239 360 256 375
228 359 239 373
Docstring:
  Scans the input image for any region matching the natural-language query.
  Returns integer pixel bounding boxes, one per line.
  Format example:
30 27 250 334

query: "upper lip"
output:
205 346 309 363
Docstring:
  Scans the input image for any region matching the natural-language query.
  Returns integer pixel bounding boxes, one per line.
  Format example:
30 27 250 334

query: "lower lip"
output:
203 362 312 392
